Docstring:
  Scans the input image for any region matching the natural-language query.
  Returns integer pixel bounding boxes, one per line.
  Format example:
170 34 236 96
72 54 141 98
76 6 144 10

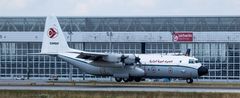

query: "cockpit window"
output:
189 59 194 64
189 59 199 64
195 60 199 63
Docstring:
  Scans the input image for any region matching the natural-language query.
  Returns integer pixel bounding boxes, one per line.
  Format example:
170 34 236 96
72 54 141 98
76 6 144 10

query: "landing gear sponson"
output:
116 77 194 83
115 77 142 82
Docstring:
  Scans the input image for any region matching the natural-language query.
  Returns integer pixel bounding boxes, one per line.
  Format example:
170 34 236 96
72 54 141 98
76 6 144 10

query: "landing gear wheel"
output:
123 78 129 82
115 78 122 82
134 77 141 82
186 78 193 84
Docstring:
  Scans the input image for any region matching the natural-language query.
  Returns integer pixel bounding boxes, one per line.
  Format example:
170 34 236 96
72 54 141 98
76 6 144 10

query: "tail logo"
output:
48 27 58 39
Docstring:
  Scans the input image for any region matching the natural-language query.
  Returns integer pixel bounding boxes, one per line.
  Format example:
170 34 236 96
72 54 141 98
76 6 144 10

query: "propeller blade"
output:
134 55 142 67
120 55 128 64
135 57 140 63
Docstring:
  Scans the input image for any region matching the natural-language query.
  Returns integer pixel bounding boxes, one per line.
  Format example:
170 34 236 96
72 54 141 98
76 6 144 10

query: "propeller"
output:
134 55 142 67
120 54 142 67
120 55 128 63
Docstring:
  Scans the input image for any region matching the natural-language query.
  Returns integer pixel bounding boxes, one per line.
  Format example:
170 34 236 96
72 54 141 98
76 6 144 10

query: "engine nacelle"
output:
102 54 140 66
122 54 136 65
102 54 121 63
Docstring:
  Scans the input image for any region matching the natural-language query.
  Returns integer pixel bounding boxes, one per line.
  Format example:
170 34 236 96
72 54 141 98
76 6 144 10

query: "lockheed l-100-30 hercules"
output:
36 16 208 83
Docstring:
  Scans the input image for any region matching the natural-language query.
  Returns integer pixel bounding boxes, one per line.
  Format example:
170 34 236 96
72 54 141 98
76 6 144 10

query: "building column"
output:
69 63 73 81
141 42 145 54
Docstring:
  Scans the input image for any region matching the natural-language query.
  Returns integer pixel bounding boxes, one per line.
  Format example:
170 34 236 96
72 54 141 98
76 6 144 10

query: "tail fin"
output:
41 16 70 54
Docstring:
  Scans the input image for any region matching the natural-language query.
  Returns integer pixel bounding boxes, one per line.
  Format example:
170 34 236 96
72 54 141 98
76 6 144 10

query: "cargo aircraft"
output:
38 16 208 83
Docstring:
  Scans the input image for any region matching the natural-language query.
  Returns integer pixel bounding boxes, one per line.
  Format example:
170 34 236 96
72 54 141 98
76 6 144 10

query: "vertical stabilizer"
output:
41 16 70 54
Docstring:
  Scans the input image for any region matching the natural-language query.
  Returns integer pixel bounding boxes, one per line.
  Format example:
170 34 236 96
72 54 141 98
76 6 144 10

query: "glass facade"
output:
0 42 142 79
0 42 240 80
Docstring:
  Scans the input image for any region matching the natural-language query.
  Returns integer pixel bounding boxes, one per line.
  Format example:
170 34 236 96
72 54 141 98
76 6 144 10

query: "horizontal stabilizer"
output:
27 53 58 56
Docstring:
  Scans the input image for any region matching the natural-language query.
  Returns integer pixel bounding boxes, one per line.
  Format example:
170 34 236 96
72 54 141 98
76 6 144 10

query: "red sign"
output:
173 32 193 42
48 27 58 39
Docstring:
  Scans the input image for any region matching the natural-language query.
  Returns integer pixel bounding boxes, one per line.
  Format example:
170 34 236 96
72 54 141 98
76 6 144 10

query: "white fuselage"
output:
58 52 202 79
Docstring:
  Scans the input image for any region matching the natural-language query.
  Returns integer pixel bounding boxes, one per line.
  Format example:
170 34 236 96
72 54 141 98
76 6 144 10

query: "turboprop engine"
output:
120 54 141 65
102 54 141 66
102 54 122 63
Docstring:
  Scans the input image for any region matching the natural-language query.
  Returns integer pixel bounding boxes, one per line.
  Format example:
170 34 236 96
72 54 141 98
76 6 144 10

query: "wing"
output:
69 50 108 61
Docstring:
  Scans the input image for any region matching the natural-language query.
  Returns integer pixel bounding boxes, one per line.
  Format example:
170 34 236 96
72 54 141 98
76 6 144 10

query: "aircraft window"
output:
189 59 194 64
195 60 199 63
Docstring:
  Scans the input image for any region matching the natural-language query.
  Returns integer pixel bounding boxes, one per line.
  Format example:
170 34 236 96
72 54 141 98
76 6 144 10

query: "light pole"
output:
68 23 73 81
171 31 176 53
106 31 113 81
106 32 113 53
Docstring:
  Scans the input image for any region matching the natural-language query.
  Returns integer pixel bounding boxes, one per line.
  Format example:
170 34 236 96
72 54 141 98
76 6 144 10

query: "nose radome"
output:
198 66 208 76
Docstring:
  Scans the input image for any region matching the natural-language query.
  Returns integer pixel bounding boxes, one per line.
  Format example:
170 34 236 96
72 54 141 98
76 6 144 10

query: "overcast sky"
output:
0 0 240 16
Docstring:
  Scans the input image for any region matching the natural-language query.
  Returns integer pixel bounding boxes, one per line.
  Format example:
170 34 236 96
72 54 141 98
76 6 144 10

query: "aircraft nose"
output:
198 66 208 76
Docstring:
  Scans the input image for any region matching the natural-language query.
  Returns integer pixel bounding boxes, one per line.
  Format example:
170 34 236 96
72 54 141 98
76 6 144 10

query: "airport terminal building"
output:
1 16 240 81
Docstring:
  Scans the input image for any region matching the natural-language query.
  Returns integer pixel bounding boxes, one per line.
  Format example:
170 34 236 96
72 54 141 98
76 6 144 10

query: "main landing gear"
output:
115 77 142 82
115 78 122 82
186 78 193 84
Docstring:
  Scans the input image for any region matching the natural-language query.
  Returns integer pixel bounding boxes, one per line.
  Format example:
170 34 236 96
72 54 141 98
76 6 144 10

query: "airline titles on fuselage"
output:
149 60 173 63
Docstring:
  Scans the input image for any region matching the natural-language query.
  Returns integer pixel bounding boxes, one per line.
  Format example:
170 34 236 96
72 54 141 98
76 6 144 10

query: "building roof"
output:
0 16 240 32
